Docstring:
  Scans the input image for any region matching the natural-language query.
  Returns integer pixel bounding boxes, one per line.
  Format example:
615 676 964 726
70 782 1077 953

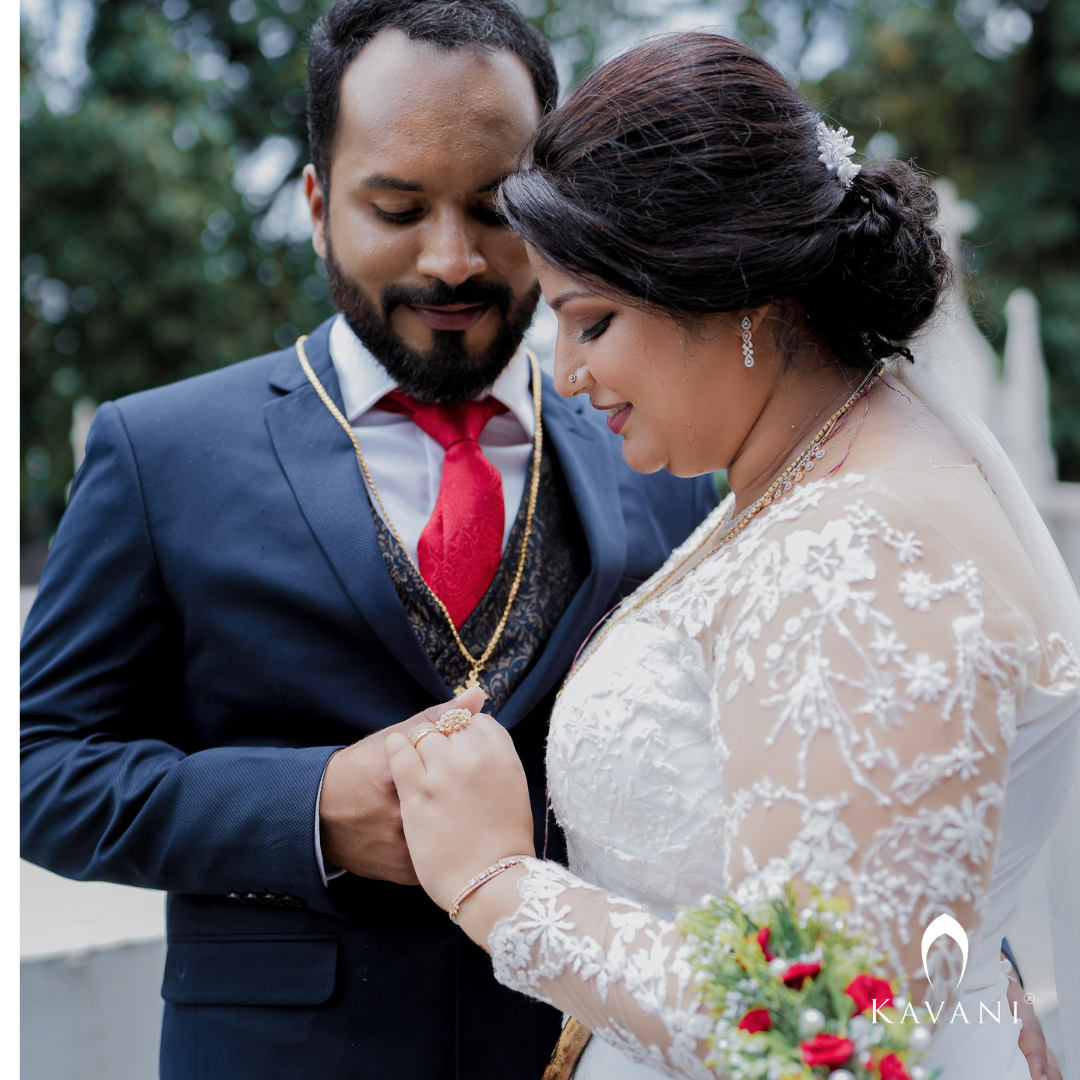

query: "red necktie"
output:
379 390 508 628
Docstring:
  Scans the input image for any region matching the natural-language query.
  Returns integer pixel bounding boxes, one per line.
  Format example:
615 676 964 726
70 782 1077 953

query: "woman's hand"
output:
383 687 535 914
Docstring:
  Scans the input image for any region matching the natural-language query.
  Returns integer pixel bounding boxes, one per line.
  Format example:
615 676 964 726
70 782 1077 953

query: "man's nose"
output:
415 208 487 286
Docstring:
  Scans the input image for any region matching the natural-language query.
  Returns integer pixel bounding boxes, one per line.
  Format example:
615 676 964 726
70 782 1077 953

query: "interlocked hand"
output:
319 689 492 885
384 689 535 912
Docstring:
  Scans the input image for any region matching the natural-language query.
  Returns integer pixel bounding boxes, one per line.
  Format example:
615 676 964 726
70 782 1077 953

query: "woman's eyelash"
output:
579 313 614 343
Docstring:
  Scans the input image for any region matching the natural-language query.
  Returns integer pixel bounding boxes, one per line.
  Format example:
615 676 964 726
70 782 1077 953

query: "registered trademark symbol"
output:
1024 992 1035 1005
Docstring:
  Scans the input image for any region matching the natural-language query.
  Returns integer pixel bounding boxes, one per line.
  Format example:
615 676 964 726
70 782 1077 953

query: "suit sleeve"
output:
20 402 340 913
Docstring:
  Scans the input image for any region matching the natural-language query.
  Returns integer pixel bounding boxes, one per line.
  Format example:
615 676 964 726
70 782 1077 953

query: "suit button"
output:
226 892 240 901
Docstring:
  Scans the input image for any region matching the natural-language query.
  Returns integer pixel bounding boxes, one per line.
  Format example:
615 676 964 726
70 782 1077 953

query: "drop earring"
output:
741 317 755 368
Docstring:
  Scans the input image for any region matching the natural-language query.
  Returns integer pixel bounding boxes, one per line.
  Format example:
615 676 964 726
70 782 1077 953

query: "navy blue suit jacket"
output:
21 318 718 1080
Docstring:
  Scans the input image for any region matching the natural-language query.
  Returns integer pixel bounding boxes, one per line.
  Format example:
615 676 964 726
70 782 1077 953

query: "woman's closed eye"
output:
579 313 614 344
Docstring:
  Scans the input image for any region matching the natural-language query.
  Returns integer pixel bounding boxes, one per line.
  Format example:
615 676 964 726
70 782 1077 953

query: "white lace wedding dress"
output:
487 391 1080 1080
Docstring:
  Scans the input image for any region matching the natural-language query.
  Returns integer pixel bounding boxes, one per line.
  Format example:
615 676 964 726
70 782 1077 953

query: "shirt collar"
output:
328 314 535 437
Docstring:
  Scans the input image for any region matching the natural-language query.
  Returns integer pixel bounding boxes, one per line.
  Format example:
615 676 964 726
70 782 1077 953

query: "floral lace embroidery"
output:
489 859 715 1080
488 473 1075 1078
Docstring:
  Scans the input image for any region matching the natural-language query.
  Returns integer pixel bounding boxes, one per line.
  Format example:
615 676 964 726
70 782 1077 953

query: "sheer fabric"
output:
488 459 1080 1079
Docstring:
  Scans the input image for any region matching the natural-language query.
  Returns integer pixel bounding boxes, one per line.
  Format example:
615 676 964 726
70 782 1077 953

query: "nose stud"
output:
567 366 588 385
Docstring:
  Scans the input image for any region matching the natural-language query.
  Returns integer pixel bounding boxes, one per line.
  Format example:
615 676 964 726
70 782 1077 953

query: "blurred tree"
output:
20 0 335 564
795 0 1080 482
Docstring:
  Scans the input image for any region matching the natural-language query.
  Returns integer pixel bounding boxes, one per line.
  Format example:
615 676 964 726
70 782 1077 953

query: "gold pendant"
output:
454 670 481 696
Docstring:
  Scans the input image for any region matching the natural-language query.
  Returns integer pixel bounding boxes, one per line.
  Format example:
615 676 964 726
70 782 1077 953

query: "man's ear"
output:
304 163 328 259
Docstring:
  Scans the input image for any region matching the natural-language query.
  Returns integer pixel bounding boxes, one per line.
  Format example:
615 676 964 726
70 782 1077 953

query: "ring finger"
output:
409 723 441 750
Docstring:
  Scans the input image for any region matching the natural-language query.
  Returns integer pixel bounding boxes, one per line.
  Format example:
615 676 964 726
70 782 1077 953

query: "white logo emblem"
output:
921 913 968 990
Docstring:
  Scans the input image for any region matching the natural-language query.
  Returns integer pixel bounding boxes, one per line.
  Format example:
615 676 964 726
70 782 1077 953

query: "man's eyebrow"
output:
360 173 423 192
356 174 511 194
474 174 511 193
549 289 594 312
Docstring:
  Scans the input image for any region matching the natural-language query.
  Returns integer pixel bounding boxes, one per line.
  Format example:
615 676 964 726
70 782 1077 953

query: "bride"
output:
383 33 1080 1080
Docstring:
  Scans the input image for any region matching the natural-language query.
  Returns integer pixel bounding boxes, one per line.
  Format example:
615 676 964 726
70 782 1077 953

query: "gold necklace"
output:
296 335 544 695
560 361 884 690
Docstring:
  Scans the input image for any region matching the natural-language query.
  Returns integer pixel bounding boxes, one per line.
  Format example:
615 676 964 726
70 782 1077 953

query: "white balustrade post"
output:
910 179 999 427
1001 288 1057 494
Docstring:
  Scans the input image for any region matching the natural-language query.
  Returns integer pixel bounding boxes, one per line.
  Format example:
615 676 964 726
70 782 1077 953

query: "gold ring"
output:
435 707 472 736
410 727 441 749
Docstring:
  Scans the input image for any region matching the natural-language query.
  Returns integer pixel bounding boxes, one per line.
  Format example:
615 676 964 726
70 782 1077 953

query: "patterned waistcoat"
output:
370 444 590 713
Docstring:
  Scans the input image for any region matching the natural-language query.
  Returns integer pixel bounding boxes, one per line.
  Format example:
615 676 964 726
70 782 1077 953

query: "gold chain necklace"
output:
295 335 543 695
560 361 884 691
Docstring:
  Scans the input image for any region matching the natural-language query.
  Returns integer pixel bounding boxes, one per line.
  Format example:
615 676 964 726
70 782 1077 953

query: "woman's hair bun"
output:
802 159 949 366
498 32 951 373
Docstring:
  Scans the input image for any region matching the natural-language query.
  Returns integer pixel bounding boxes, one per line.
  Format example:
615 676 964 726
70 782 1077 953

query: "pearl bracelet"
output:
448 856 530 923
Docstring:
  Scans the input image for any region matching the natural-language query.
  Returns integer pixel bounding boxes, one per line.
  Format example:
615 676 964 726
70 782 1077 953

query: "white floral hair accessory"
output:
815 120 861 189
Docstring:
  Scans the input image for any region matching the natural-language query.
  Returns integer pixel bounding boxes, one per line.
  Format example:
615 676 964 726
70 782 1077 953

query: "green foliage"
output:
21 0 335 548
798 0 1080 481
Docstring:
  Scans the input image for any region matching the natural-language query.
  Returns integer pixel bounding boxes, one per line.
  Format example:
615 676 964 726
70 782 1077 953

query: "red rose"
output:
845 973 894 1016
756 927 775 962
878 1053 912 1080
800 1033 855 1068
782 960 822 988
737 1008 772 1033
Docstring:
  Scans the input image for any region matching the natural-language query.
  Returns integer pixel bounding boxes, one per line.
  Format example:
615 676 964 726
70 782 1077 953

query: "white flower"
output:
899 570 936 612
815 121 861 188
892 530 924 564
782 519 875 608
950 742 984 781
869 627 907 665
928 857 971 901
935 795 995 864
902 652 951 701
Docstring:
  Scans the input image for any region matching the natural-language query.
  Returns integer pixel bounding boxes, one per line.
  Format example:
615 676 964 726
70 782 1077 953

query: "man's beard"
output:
325 245 540 404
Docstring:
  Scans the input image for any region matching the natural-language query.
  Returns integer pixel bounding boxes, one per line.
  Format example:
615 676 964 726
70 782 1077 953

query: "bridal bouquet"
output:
677 887 935 1080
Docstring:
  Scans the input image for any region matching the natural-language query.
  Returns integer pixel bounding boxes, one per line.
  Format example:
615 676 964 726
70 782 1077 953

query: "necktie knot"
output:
380 390 507 449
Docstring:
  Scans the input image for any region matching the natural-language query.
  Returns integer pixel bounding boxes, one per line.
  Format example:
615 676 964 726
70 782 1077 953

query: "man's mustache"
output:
381 280 514 322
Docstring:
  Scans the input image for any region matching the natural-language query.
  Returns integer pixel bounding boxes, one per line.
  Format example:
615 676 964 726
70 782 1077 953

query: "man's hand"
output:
1004 956 1062 1080
318 687 488 885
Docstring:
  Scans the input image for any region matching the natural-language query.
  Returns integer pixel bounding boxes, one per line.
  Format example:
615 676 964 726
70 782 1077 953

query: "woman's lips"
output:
407 304 490 331
605 403 632 435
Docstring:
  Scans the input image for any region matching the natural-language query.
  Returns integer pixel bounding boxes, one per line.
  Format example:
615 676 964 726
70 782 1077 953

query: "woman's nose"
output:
555 349 593 398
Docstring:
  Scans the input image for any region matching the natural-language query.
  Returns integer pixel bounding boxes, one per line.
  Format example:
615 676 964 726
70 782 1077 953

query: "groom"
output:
20 3 716 1078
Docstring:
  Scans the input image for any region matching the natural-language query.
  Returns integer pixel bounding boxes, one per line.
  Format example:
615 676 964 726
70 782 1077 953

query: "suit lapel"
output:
264 320 449 701
499 377 628 728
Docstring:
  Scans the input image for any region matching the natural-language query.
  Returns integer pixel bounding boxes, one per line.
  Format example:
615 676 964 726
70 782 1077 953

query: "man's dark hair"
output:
307 0 559 186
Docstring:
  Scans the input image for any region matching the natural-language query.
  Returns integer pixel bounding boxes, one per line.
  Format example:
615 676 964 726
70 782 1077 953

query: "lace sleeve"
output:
487 476 1068 1079
489 858 716 1079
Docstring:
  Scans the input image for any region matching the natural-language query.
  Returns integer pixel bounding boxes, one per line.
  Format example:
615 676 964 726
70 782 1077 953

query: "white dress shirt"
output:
328 314 535 562
314 315 537 885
